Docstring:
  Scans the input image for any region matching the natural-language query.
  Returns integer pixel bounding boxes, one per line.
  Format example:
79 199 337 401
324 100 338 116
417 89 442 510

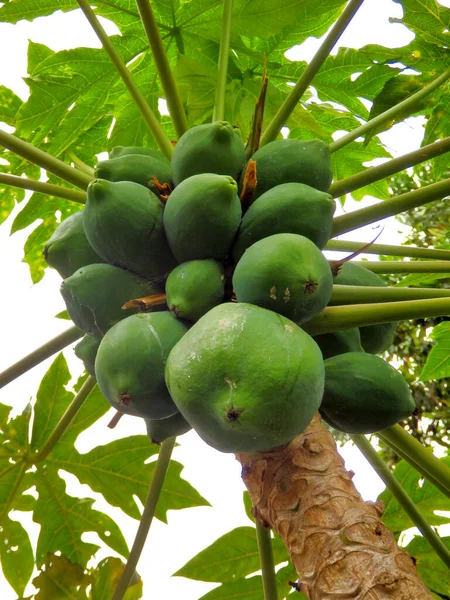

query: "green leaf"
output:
90 557 143 600
174 526 288 583
420 322 450 381
30 353 73 452
27 40 55 76
34 465 128 567
198 575 265 599
404 535 450 597
0 85 22 125
49 436 209 521
395 273 450 288
392 0 450 49
55 310 71 320
0 516 34 596
379 459 450 533
32 553 91 600
243 491 255 524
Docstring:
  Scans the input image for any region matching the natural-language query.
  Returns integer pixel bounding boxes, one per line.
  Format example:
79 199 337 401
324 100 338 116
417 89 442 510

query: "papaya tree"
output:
1 0 450 598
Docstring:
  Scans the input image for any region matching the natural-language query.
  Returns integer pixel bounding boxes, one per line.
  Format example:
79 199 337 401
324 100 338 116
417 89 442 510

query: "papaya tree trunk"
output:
236 414 432 599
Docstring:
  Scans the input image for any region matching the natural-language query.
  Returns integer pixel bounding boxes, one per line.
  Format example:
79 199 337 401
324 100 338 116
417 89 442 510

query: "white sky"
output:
0 1 448 598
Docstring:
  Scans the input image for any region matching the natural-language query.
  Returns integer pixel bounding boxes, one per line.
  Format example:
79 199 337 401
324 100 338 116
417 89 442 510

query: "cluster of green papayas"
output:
44 122 414 451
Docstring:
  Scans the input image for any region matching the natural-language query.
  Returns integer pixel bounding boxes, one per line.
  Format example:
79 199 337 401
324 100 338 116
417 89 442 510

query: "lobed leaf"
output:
0 515 34 596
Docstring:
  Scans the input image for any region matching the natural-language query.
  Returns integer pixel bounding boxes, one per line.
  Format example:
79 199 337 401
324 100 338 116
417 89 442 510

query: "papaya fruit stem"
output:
330 284 450 305
0 326 83 390
237 414 432 598
329 136 450 198
325 239 450 261
329 67 450 154
0 129 93 190
255 519 278 600
122 293 167 312
108 411 124 429
112 437 176 600
213 0 234 122
32 376 97 464
378 425 450 501
348 259 450 274
352 434 450 571
329 226 384 276
0 173 87 204
260 0 365 146
303 297 450 335
76 0 174 160
135 0 189 138
331 177 450 237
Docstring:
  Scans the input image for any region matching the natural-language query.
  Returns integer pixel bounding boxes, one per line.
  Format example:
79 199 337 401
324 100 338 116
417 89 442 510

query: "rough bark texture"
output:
236 414 432 599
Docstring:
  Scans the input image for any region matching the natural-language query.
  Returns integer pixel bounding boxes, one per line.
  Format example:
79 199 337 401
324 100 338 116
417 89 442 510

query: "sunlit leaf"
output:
0 516 34 596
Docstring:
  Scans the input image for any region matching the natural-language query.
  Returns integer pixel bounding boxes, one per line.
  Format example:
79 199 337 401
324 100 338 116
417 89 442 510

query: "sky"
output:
0 1 447 598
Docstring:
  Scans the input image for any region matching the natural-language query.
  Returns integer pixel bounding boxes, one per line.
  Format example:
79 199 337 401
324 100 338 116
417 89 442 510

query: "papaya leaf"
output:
90 557 143 600
55 310 71 320
379 458 450 534
404 535 450 598
27 40 55 76
197 575 266 600
32 553 91 600
243 491 255 524
48 436 209 521
0 85 22 125
0 515 34 597
391 0 450 49
395 273 450 288
174 525 288 583
33 465 128 567
420 322 450 382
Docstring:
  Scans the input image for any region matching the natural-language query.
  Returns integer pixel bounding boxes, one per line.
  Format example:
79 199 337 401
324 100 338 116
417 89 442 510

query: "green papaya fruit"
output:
95 312 187 419
95 154 172 191
335 262 397 354
60 263 161 336
165 303 324 453
74 334 102 376
233 233 333 324
109 146 166 161
241 138 332 200
171 121 245 185
83 179 176 280
43 211 104 279
165 259 225 321
320 352 416 434
232 182 336 261
313 328 364 360
163 173 242 262
145 412 192 444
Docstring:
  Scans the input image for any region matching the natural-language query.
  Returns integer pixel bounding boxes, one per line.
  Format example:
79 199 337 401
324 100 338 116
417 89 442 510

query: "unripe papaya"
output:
74 334 102 376
60 263 161 336
95 154 172 191
95 312 187 419
313 328 364 360
83 179 176 280
163 173 242 262
232 182 336 261
109 146 165 161
165 303 324 453
335 262 397 354
171 121 245 185
241 138 332 200
43 211 104 279
233 233 333 324
145 412 192 444
165 259 225 321
320 352 416 434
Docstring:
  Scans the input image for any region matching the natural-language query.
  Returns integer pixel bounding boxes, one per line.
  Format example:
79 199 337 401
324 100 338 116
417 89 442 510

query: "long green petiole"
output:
330 284 450 305
0 326 83 389
352 435 450 570
349 260 450 274
31 376 97 463
0 173 86 203
331 177 450 237
112 437 176 600
136 0 188 138
213 0 234 122
377 426 450 500
325 239 450 261
329 67 450 154
0 129 92 190
260 0 365 146
76 0 173 159
255 521 278 600
68 152 96 177
303 297 450 335
329 136 450 198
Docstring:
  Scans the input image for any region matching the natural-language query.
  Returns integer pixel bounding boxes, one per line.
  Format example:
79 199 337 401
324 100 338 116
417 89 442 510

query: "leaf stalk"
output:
349 260 450 274
213 0 234 122
0 173 86 204
330 284 450 305
255 520 278 600
325 239 450 261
